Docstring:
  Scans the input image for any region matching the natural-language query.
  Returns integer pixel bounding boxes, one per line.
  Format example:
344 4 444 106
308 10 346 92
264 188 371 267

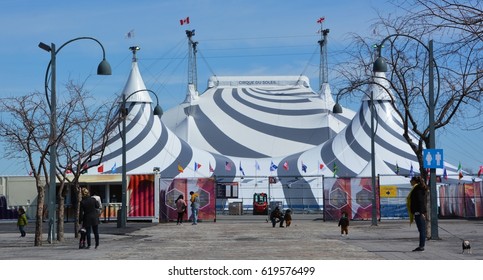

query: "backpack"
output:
92 195 102 216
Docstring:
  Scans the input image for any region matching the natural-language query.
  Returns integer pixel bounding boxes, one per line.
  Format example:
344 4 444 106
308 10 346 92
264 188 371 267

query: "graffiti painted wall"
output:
439 182 483 218
159 178 216 223
323 178 380 221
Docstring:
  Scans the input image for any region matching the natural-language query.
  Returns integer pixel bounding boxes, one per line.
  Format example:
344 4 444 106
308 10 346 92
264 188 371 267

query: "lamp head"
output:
332 103 343 114
153 104 163 118
97 59 112 75
373 57 388 73
38 42 52 52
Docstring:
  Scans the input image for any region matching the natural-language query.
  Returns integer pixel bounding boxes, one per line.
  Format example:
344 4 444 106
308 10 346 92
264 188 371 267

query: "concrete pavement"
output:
0 215 482 260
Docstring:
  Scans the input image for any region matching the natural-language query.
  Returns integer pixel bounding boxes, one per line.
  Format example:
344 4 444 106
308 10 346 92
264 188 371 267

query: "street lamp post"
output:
119 89 163 228
369 89 378 226
332 88 379 226
374 34 439 239
39 37 111 243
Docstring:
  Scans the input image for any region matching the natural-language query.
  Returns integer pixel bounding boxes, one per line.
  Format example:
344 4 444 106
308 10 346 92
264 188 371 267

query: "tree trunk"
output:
74 183 82 238
426 190 432 239
57 195 65 242
56 181 69 242
34 182 45 246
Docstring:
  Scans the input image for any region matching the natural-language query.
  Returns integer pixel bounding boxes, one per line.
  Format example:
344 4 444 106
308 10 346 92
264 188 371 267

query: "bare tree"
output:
0 82 117 245
0 93 53 246
54 80 118 240
335 0 482 238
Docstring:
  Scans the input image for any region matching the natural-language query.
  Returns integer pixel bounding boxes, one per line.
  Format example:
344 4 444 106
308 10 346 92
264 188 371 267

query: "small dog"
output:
462 240 472 254
283 209 292 227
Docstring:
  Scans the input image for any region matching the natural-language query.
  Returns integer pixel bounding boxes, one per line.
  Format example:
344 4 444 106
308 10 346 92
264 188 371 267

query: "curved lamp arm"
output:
40 37 112 109
122 89 163 118
374 34 440 96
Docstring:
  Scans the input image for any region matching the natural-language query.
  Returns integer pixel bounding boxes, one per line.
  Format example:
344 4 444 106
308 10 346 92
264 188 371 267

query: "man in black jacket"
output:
409 176 427 252
80 188 100 249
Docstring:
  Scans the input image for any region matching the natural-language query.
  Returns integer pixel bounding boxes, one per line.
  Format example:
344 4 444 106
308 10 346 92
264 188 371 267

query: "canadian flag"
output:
180 16 190 25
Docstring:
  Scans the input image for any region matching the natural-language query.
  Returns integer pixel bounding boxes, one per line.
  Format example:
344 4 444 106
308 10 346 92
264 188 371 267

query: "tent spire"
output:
121 46 152 103
129 46 140 62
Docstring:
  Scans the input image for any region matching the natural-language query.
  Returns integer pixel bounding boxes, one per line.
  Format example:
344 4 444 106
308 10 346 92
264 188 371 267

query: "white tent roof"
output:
87 57 461 182
162 75 354 158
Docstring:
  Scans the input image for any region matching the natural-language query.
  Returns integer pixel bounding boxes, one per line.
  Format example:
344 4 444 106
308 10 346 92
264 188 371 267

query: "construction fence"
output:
1 174 482 222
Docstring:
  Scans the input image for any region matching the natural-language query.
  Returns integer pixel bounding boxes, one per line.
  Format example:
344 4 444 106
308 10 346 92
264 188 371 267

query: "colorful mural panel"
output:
160 178 216 223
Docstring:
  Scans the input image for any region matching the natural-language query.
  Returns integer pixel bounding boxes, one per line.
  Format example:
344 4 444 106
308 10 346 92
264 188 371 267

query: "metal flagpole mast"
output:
186 29 198 92
317 18 329 91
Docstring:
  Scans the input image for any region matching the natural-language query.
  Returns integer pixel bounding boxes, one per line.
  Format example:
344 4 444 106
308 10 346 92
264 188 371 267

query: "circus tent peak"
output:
362 72 393 102
120 59 153 103
183 83 199 103
319 82 335 104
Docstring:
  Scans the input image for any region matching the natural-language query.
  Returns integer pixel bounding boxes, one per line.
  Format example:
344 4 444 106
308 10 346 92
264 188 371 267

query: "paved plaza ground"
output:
1 214 482 260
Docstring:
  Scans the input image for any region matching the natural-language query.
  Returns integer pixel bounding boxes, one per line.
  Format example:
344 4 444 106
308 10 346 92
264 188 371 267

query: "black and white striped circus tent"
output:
87 55 462 208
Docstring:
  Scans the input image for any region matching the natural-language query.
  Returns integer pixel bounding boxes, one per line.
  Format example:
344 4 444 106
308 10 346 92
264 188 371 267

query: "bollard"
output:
117 209 122 228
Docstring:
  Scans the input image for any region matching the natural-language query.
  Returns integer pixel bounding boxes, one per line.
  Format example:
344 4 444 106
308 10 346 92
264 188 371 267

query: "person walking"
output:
175 194 187 225
407 176 427 252
79 188 100 249
189 191 200 225
338 211 349 237
17 207 27 237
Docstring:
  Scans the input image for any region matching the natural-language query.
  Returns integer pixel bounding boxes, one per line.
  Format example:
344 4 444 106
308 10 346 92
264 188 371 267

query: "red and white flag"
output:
180 16 190 25
283 161 289 171
478 165 483 177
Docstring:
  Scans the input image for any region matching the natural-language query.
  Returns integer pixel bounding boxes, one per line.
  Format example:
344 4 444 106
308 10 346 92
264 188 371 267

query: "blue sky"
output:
0 0 481 175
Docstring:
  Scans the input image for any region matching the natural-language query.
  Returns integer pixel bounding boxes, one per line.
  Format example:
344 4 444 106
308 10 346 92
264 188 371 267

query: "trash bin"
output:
229 202 243 215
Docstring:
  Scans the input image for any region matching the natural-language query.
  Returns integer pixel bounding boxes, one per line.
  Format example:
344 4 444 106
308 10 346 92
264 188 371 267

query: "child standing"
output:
17 207 27 237
78 228 87 249
338 212 349 236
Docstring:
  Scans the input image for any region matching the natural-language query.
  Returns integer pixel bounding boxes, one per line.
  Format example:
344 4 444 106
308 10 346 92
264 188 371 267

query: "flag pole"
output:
255 161 258 187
